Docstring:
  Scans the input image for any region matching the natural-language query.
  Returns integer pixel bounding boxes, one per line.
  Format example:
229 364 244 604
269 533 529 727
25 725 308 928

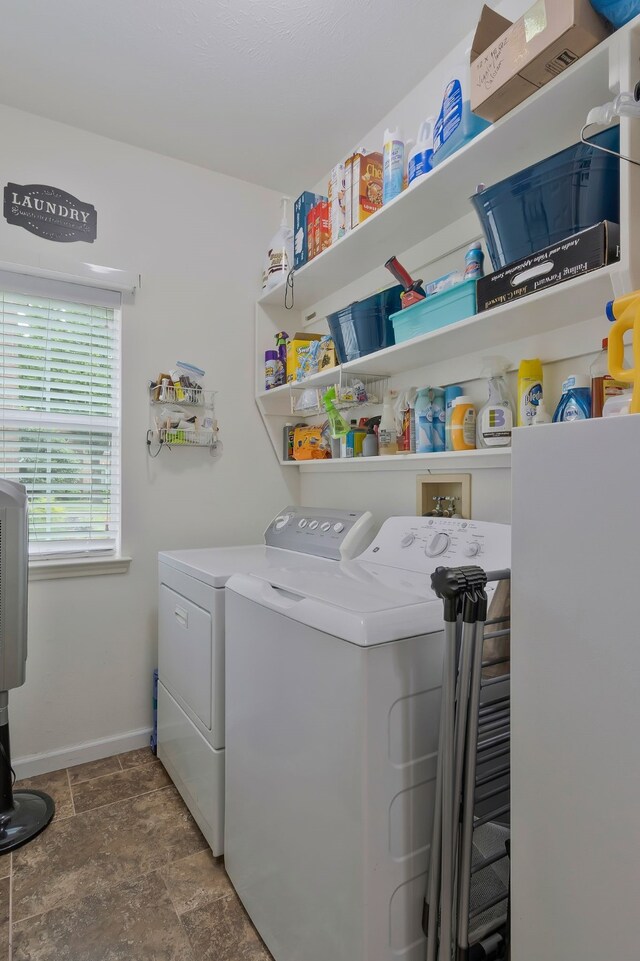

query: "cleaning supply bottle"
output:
517 359 543 427
477 361 513 448
407 119 434 186
444 385 463 450
322 386 350 438
464 242 484 281
590 337 629 417
403 387 418 453
378 390 399 455
415 388 433 453
362 423 379 457
552 376 591 422
429 387 446 453
275 332 288 387
450 396 476 451
263 196 294 290
532 397 552 425
383 128 404 205
432 54 491 167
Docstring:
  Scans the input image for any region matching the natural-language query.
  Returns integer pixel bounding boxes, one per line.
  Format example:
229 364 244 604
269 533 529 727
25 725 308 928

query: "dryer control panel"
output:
264 506 375 561
357 516 511 575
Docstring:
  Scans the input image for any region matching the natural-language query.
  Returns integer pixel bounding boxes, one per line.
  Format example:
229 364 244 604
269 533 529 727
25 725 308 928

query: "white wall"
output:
0 104 296 772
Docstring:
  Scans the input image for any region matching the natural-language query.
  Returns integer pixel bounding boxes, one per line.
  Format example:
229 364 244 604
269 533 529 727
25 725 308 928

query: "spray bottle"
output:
263 197 294 290
476 358 514 448
322 386 350 438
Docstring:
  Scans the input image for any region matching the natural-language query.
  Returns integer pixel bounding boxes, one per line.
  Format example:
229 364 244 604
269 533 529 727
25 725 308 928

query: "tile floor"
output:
0 748 272 960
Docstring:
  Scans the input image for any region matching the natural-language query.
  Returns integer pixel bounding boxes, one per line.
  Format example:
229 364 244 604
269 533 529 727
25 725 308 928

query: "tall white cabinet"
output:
511 416 640 960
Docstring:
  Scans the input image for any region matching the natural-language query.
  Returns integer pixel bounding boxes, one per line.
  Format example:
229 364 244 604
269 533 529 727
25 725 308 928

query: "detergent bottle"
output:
517 359 543 427
415 388 433 453
552 376 591 422
450 397 476 451
432 54 490 167
476 360 513 448
378 390 399 455
606 289 640 414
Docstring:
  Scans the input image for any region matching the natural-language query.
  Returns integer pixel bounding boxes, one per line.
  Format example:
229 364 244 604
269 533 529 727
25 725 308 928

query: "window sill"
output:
28 555 132 581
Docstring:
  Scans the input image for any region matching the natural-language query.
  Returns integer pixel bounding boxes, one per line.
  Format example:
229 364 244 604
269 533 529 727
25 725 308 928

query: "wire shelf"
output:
149 385 216 407
289 373 389 416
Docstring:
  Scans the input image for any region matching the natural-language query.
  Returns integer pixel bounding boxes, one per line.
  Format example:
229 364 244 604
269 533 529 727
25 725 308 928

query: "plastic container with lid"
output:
327 286 402 363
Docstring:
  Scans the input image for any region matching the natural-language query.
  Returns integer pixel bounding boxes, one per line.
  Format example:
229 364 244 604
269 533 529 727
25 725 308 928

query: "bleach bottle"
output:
407 119 434 186
432 54 490 167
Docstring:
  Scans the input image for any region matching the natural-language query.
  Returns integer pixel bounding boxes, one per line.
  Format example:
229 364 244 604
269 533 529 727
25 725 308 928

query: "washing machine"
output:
224 516 511 961
156 506 375 854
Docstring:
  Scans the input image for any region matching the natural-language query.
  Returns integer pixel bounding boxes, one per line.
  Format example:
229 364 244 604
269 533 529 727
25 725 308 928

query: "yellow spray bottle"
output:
606 290 640 414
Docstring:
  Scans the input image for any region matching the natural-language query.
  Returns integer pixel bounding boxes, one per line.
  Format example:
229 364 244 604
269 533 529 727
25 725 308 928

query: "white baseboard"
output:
13 727 153 781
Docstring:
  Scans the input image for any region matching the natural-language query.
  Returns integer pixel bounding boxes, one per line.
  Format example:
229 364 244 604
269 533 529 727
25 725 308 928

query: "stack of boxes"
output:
293 149 384 270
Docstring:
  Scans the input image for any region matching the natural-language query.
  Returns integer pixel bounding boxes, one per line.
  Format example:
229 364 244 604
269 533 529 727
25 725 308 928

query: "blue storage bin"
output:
471 127 620 269
390 279 477 344
589 0 640 27
327 285 402 363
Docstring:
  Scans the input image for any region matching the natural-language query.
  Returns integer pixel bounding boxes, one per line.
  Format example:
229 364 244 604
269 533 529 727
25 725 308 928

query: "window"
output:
0 274 121 560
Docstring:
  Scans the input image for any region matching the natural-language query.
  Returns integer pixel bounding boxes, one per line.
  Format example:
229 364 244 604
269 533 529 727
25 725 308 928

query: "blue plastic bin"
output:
589 0 640 27
327 285 402 363
390 279 477 344
471 127 620 269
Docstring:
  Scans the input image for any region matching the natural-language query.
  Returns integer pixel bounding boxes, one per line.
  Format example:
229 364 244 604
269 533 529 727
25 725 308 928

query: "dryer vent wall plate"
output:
416 473 471 519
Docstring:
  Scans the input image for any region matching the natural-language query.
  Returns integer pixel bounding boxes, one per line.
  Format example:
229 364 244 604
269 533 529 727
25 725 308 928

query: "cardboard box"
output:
286 332 323 383
470 1 611 123
294 191 322 269
328 163 346 245
345 151 383 230
314 200 330 258
476 221 620 312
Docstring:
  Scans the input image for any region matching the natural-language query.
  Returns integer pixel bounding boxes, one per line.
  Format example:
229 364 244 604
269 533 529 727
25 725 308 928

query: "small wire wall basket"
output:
289 373 389 416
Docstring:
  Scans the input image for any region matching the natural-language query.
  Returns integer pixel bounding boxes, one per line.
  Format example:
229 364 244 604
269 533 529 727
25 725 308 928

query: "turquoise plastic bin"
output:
390 279 477 344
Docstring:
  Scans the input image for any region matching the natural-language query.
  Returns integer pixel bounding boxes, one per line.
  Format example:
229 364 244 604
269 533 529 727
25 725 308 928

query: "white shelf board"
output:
294 448 511 472
259 37 612 312
342 266 617 377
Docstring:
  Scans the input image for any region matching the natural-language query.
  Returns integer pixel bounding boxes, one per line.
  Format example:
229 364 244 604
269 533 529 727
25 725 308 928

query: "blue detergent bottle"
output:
432 55 490 167
552 375 592 422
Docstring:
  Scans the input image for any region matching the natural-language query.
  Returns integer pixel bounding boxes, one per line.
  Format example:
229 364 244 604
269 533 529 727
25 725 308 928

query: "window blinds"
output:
0 282 121 558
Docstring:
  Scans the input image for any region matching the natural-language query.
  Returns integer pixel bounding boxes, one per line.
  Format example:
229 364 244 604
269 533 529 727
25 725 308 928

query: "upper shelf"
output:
258 35 613 312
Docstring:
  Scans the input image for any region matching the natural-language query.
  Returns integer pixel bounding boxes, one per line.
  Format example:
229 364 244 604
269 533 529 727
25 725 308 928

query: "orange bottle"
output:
450 396 476 451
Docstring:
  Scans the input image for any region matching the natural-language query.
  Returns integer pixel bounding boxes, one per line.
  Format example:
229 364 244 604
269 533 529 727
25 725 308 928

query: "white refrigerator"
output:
511 415 640 961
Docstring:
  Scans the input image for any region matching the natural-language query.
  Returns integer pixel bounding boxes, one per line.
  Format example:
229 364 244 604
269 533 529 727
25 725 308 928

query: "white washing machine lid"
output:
226 564 446 647
158 545 339 589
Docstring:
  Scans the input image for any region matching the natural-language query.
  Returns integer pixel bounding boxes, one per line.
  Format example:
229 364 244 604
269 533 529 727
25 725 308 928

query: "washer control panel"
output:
357 516 511 574
264 507 375 560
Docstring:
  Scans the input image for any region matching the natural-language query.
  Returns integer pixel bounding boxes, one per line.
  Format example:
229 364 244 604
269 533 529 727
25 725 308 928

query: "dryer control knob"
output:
463 541 480 557
320 522 331 532
400 534 415 548
333 522 345 533
298 519 308 529
425 532 450 557
308 520 319 530
274 514 290 530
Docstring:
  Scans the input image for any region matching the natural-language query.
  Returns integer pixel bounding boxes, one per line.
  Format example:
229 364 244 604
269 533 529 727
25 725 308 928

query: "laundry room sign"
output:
3 182 97 243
